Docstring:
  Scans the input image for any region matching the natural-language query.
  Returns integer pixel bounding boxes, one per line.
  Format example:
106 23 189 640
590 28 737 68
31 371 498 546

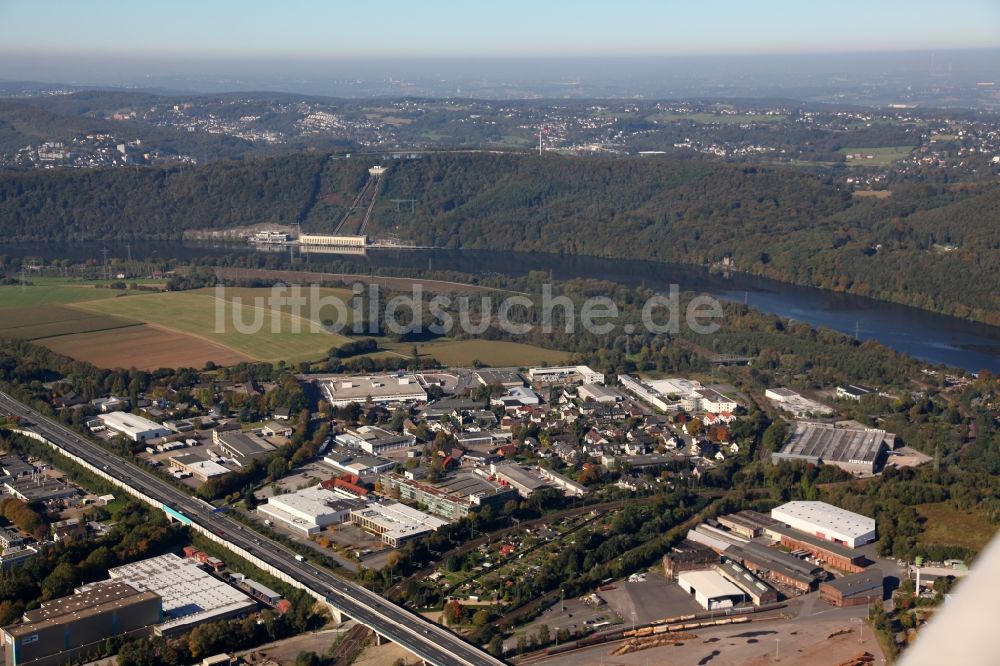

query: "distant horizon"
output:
3 0 999 58
2 48 999 102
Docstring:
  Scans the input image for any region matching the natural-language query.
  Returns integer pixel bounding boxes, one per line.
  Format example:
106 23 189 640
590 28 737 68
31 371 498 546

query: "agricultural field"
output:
0 284 127 309
192 286 356 329
37 324 250 370
916 502 997 553
0 304 139 340
386 339 571 367
852 189 893 199
838 145 915 166
73 289 352 363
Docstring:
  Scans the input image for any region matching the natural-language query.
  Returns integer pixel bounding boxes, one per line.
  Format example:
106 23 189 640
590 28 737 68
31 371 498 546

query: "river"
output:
6 241 1000 373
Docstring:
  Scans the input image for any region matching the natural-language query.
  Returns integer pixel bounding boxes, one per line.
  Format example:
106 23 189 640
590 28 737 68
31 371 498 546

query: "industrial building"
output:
686 523 750 553
336 425 417 454
819 571 884 607
677 570 747 610
213 430 275 465
836 384 877 401
379 471 518 521
693 388 738 413
0 455 34 478
726 542 824 593
527 365 604 385
4 476 79 503
764 387 834 417
716 559 779 606
298 233 366 247
535 466 590 496
766 524 868 573
257 484 366 535
349 501 447 547
323 447 396 477
772 421 893 476
0 528 23 550
1 582 162 666
494 386 541 408
98 411 172 442
0 545 39 570
323 374 427 407
663 539 719 579
619 375 738 413
717 510 780 539
618 374 676 411
105 553 256 636
771 501 876 548
230 574 283 607
169 453 229 482
489 462 551 497
472 368 525 389
577 383 623 404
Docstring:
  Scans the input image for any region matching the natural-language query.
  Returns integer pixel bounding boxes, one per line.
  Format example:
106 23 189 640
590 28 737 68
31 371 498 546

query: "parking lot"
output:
599 572 703 625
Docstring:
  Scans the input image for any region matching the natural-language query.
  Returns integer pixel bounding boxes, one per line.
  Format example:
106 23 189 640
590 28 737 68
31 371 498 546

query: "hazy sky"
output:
3 0 999 58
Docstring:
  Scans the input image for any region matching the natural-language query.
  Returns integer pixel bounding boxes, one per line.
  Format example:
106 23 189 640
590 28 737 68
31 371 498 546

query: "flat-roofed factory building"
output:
213 430 275 466
98 411 171 442
169 453 229 482
336 425 417 455
528 365 604 385
677 570 747 611
379 471 518 521
577 383 623 404
104 553 256 636
350 501 447 547
257 484 365 535
323 374 427 407
772 421 894 476
1 582 161 666
771 501 876 548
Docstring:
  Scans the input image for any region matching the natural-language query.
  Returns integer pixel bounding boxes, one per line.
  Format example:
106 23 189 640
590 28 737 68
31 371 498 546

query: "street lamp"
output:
851 617 864 645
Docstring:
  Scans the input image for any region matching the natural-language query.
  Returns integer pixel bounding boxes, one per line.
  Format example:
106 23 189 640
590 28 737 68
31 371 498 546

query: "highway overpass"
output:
0 392 504 666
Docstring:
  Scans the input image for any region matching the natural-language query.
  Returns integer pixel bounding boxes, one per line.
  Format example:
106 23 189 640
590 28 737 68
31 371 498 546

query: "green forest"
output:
2 152 1000 322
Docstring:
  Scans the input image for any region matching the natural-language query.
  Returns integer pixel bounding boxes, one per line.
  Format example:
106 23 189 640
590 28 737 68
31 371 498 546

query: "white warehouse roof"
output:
98 411 171 437
771 501 875 544
106 553 255 633
678 569 744 598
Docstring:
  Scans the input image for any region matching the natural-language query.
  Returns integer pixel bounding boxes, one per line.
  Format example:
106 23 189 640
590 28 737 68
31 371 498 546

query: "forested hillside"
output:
1 151 999 323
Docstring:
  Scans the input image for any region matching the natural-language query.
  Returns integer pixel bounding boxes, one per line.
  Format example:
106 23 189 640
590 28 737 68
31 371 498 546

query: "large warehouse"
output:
771 421 894 476
770 501 876 548
105 553 256 636
323 374 427 407
677 570 746 610
1 582 161 666
98 412 171 442
257 484 365 535
350 501 448 547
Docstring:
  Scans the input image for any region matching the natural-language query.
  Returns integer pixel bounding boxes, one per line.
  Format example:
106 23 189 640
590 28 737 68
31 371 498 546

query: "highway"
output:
0 392 504 666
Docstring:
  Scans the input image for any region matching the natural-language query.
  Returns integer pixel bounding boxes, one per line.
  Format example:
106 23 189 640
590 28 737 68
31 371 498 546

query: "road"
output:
0 392 503 666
